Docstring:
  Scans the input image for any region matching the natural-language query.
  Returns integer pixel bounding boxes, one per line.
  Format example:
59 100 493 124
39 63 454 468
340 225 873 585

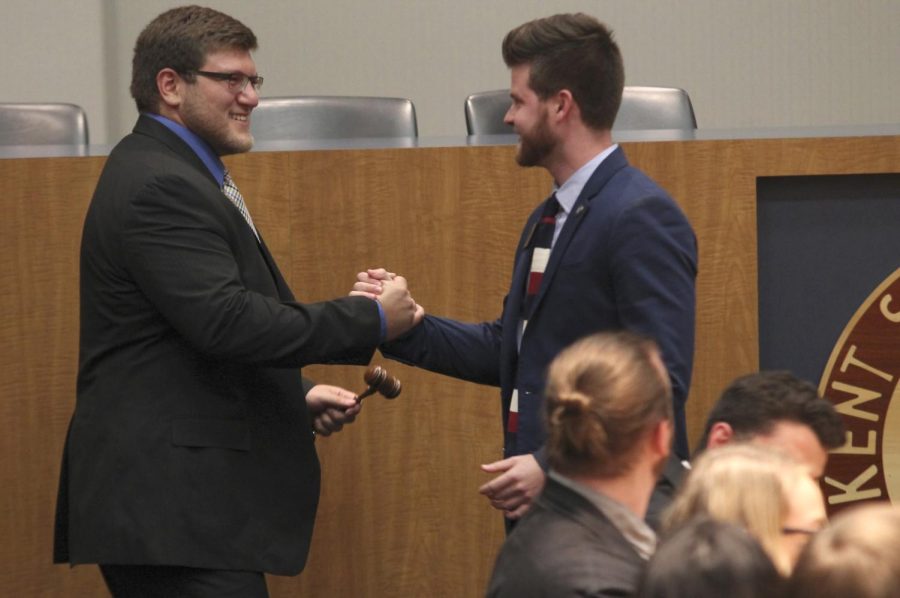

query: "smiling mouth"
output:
231 114 249 123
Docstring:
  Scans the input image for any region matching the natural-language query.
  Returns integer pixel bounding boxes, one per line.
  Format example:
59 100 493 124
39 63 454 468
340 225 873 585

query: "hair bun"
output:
550 391 590 422
557 390 589 406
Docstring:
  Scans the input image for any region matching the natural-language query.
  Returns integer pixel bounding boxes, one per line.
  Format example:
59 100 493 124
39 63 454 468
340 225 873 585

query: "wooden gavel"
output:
356 365 401 402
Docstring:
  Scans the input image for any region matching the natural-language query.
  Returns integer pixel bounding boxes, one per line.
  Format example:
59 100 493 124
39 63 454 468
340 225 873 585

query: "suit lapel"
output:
256 235 295 301
133 115 220 188
527 147 629 319
508 233 534 319
136 115 285 294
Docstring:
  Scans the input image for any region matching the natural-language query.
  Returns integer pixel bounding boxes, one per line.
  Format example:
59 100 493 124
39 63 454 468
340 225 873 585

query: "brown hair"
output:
131 5 258 113
787 503 900 598
502 13 624 130
544 331 672 478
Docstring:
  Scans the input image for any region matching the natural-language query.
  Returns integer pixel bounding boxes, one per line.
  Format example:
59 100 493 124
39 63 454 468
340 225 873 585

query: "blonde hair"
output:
788 503 900 598
544 331 672 478
664 444 809 575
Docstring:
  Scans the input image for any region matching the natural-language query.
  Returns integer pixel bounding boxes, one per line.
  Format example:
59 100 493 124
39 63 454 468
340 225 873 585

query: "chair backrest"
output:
464 86 696 135
0 103 89 146
464 91 514 136
251 96 418 141
616 86 697 130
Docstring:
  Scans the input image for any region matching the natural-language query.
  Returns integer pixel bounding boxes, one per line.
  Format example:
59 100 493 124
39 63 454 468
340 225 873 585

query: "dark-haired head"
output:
637 517 784 598
696 371 845 477
502 13 624 131
131 5 257 114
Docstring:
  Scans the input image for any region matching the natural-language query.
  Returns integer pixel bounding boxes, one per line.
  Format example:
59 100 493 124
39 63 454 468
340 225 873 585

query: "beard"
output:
180 90 254 156
515 108 556 167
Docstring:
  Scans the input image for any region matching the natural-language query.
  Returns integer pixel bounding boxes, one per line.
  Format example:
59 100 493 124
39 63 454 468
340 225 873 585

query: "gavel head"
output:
364 365 401 399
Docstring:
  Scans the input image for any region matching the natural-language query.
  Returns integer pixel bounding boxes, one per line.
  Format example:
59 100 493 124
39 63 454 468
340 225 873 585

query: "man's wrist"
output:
375 300 387 342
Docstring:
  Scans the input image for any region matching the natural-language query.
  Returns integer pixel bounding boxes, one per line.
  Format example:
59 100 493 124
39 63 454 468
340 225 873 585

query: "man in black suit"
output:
52 6 419 597
486 331 674 597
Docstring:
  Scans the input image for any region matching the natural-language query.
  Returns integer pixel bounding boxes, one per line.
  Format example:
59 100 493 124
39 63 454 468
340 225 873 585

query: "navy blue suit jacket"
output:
383 146 697 459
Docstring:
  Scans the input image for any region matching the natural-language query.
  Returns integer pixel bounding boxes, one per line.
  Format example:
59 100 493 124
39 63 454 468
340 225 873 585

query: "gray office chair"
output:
251 96 418 141
616 87 697 130
464 86 697 135
464 91 514 136
0 103 89 146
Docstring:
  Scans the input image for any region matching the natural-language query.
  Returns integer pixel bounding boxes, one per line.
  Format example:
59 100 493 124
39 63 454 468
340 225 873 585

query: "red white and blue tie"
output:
507 194 560 444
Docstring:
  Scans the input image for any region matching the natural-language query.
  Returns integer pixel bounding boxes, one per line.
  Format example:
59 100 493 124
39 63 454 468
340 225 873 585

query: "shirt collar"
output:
549 469 657 560
145 113 226 187
553 144 618 216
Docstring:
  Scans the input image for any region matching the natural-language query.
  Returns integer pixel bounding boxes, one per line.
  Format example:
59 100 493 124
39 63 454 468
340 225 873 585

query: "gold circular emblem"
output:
819 268 900 515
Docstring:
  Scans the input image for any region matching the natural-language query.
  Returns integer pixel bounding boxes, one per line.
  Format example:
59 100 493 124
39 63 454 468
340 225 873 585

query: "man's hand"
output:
351 268 425 338
478 454 546 519
305 384 362 437
351 268 395 299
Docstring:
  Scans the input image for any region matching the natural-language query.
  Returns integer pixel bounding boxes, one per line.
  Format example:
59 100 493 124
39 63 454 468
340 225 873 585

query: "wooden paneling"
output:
2 134 899 596
0 156 107 596
278 146 547 598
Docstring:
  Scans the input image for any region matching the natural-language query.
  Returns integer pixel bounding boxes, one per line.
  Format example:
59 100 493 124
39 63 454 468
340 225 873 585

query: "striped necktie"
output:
522 194 560 317
222 170 260 241
507 194 560 444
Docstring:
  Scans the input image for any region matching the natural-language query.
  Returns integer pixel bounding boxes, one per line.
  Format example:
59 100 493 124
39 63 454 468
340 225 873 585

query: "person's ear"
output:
652 419 674 458
157 68 185 109
706 421 734 449
552 89 575 121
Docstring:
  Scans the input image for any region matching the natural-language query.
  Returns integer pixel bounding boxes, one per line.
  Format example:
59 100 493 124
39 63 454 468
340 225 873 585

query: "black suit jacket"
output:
54 115 381 575
486 477 646 597
645 454 689 531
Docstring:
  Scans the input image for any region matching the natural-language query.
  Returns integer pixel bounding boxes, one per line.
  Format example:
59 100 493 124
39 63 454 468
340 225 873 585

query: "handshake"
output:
351 267 425 341
309 267 420 439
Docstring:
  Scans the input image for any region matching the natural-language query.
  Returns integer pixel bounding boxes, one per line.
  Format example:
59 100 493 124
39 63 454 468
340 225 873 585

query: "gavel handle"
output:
356 386 377 403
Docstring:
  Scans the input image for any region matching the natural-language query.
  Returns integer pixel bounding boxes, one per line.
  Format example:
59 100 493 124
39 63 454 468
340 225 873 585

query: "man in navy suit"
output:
53 6 418 597
354 13 696 522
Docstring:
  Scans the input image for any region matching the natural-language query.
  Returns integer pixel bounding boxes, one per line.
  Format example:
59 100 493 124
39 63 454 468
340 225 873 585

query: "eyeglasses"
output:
193 71 264 93
781 526 820 536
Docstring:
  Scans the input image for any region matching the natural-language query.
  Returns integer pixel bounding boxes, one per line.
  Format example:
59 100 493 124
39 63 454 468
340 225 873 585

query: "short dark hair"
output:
131 5 257 113
637 517 784 598
697 371 845 452
501 13 624 130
